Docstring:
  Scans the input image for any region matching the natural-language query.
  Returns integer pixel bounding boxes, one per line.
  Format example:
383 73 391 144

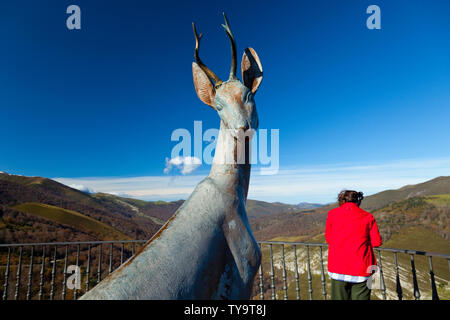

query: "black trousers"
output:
330 279 371 300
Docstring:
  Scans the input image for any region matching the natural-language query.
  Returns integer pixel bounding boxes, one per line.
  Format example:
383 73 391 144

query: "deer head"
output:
192 13 263 135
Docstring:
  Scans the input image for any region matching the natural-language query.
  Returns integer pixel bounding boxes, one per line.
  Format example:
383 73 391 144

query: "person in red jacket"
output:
325 190 382 300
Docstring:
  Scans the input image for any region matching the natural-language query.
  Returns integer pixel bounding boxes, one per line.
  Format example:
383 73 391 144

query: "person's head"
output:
338 190 364 207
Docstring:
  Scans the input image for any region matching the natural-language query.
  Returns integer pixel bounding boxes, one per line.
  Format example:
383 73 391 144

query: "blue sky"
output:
1 0 449 203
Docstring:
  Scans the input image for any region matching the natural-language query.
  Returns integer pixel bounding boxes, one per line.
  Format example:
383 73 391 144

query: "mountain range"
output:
252 176 450 244
0 172 449 253
1 172 449 300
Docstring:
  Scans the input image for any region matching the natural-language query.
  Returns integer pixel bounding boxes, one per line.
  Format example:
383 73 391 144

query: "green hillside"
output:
0 172 163 242
13 202 129 240
383 226 449 254
92 193 148 208
425 194 450 206
380 226 449 300
362 176 450 211
246 199 299 219
373 195 449 243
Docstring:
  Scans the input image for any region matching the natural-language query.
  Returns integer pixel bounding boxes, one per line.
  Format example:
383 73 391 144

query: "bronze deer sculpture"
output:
80 13 263 299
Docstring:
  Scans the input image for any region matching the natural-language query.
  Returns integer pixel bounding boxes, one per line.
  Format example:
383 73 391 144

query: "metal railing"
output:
257 241 449 300
0 240 448 300
0 240 146 300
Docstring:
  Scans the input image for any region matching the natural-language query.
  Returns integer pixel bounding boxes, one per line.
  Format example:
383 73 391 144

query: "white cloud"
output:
53 157 450 204
68 184 94 194
54 175 204 201
164 156 202 175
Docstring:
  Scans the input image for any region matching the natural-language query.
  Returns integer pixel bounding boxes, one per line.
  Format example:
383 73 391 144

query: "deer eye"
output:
215 99 224 111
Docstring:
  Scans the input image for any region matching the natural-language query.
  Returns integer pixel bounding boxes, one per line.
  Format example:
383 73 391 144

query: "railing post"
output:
377 249 386 300
393 252 403 300
269 244 276 300
85 244 91 292
281 244 288 300
427 256 439 300
293 245 300 300
306 245 313 300
14 246 23 300
62 245 69 300
97 244 102 283
26 246 34 300
49 245 57 300
73 244 80 300
38 245 46 300
3 247 11 300
120 242 124 265
109 243 113 274
410 254 421 300
258 243 264 300
319 246 327 300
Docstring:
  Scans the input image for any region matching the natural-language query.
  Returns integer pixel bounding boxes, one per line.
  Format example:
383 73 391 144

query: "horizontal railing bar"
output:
375 247 450 259
0 240 147 248
1 240 448 259
258 240 327 247
257 241 450 259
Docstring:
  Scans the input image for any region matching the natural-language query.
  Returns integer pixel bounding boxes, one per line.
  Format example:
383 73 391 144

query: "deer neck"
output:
209 119 251 200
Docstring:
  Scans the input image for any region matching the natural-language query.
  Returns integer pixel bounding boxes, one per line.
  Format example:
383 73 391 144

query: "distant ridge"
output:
1 172 449 251
0 172 163 243
361 176 450 211
251 176 450 245
296 202 324 210
0 172 304 243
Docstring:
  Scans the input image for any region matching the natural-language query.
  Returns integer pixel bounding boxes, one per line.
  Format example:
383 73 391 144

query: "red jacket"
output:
325 202 382 277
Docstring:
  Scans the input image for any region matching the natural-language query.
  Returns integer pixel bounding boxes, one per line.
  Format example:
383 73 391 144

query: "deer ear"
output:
192 62 216 109
241 48 263 94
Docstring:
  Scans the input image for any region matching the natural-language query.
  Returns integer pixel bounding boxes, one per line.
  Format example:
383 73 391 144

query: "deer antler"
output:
193 13 238 85
222 12 237 80
192 22 223 87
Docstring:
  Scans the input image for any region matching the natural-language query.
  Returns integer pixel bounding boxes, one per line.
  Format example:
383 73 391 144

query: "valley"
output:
0 172 449 299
